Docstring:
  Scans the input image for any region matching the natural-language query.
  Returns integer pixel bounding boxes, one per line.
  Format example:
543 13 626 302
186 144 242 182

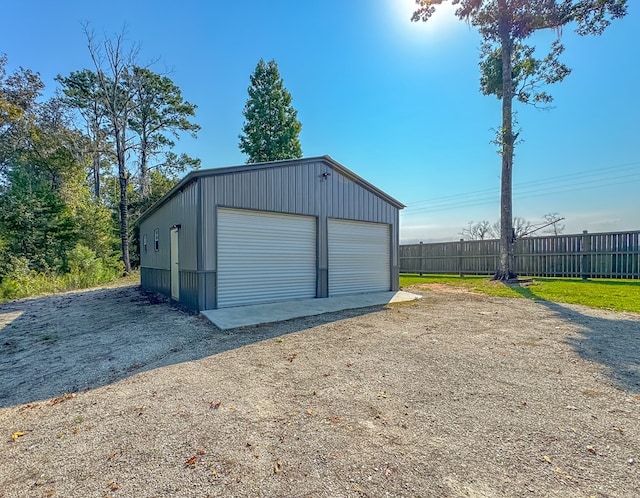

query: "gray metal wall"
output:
139 181 200 309
199 159 399 309
140 158 401 311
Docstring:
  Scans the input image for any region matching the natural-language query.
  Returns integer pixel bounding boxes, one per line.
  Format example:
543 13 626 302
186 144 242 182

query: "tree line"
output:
0 36 198 297
0 32 303 298
460 213 565 241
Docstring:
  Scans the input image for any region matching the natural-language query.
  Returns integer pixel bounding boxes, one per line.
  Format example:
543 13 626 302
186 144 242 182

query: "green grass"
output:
0 270 140 303
400 274 640 313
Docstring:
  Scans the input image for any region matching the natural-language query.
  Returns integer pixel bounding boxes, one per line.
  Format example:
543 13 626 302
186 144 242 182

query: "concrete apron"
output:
201 291 422 330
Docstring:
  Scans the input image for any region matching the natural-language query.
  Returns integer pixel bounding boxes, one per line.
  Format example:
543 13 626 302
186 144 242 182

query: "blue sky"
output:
3 1 638 242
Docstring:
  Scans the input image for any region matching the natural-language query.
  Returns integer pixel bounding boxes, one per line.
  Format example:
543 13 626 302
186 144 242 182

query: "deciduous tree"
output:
0 54 44 177
543 212 565 235
460 220 492 240
490 216 533 239
0 95 117 274
461 217 532 240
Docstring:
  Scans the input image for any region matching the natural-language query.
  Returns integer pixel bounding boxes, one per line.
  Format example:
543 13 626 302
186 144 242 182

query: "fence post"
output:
419 241 423 276
581 230 590 280
458 238 464 277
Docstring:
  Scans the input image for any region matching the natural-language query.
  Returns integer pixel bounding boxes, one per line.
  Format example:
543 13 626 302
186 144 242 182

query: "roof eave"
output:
136 155 405 225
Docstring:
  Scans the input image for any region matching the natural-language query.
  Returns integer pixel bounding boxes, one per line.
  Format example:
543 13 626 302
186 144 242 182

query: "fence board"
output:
400 230 640 279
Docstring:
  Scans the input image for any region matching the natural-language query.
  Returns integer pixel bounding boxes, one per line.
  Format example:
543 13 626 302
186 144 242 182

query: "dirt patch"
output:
411 283 471 294
1 282 639 497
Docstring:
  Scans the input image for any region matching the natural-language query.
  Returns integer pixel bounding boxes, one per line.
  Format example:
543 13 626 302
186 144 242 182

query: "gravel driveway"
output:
1 282 639 497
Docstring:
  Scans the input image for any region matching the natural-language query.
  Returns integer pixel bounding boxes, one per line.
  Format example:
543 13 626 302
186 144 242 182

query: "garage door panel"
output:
218 209 316 308
328 219 390 296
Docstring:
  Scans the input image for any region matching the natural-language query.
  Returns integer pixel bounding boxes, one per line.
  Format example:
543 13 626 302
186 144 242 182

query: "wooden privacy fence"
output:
400 230 640 279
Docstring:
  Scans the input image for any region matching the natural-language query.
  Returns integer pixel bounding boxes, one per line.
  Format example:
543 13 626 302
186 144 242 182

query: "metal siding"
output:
173 160 400 307
217 208 317 308
141 267 171 297
139 180 198 273
328 219 391 296
179 271 199 310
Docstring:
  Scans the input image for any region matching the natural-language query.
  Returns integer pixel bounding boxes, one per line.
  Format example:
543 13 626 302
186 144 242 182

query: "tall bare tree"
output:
490 216 533 239
84 26 138 272
460 220 492 240
543 212 565 235
412 0 627 280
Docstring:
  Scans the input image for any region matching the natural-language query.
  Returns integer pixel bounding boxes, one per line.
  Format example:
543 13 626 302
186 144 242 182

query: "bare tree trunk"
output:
85 26 137 273
92 147 100 198
90 113 101 198
115 125 131 273
493 12 517 281
139 132 149 198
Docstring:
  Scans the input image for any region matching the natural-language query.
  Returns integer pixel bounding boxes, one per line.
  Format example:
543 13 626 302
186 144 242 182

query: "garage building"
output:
138 155 404 311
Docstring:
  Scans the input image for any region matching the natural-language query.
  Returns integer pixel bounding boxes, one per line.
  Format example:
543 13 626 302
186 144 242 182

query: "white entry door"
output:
170 227 179 300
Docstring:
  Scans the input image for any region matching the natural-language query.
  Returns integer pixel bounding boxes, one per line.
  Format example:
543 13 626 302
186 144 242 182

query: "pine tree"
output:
239 59 302 163
412 0 627 280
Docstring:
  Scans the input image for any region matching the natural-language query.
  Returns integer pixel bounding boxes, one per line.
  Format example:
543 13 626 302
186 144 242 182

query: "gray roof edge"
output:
136 155 404 225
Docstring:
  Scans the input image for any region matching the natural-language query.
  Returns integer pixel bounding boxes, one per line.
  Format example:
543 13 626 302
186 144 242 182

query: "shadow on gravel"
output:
509 283 640 394
0 285 383 408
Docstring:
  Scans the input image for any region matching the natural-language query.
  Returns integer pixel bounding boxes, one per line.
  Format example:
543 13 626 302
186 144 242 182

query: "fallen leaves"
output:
11 431 25 442
183 449 206 468
273 460 283 474
184 455 199 468
353 484 370 496
286 352 298 363
49 393 76 406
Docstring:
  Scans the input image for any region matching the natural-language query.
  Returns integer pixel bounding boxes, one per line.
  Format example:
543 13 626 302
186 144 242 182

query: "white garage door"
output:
328 219 390 296
217 208 317 308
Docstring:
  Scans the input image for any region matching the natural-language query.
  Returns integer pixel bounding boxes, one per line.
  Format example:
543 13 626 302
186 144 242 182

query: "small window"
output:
143 234 148 254
154 229 159 251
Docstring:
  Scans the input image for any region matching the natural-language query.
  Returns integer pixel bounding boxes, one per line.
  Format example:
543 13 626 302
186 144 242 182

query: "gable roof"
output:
137 155 405 224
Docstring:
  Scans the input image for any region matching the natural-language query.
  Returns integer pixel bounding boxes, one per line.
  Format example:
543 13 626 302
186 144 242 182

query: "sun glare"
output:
386 0 460 43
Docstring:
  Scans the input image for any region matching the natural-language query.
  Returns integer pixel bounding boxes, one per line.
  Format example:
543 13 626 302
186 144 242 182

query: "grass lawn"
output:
400 273 640 314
